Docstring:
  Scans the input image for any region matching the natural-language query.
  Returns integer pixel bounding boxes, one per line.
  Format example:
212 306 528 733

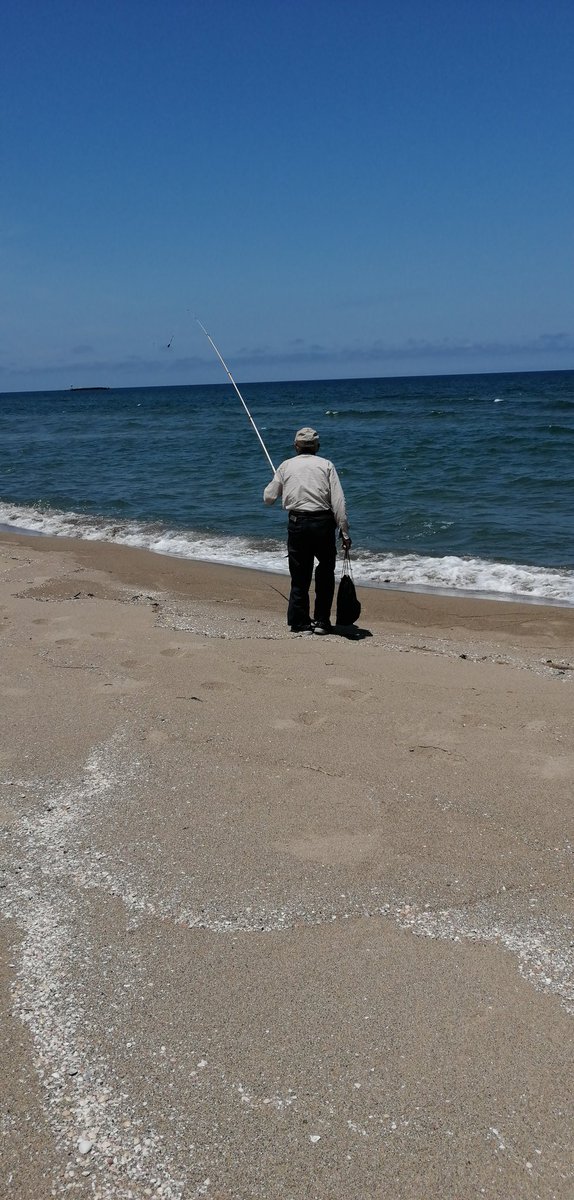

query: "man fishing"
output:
196 325 351 634
263 427 351 635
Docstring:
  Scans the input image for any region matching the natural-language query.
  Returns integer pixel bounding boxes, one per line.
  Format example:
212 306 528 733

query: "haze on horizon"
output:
2 0 573 393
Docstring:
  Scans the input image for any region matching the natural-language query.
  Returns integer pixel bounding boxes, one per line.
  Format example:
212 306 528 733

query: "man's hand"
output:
341 534 352 553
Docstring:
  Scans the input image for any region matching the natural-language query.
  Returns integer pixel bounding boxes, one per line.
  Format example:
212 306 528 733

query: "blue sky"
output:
2 0 573 391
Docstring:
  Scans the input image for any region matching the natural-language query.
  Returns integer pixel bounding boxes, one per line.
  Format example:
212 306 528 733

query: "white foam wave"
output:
356 551 574 605
1 501 572 606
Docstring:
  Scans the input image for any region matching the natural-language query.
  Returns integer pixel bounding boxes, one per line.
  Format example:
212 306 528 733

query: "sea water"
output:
1 371 572 604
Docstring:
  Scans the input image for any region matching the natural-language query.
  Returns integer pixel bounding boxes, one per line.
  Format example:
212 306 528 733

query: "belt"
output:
288 509 333 522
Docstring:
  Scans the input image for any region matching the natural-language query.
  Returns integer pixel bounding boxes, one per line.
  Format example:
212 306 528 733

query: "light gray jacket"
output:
263 453 349 535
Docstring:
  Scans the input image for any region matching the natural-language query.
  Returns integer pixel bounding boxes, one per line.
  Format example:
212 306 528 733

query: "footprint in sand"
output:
326 676 372 703
272 711 329 731
96 677 149 695
282 831 375 866
456 711 489 729
142 727 180 747
536 754 574 782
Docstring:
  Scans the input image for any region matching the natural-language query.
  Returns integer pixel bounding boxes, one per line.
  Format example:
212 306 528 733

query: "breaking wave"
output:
1 502 573 606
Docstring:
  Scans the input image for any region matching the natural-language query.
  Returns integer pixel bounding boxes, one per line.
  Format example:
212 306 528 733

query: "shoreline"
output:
2 527 574 674
3 524 574 633
1 521 573 611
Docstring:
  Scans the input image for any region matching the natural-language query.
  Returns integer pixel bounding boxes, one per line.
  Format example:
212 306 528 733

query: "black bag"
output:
336 553 361 626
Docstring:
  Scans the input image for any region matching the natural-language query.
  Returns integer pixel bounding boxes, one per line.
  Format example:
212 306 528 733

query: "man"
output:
263 427 352 635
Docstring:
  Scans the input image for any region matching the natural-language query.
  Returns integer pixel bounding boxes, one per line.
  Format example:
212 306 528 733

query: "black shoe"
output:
313 621 333 635
291 623 314 635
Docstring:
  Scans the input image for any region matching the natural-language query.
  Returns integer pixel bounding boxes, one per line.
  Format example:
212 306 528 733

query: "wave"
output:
323 408 393 419
538 397 574 410
1 501 572 607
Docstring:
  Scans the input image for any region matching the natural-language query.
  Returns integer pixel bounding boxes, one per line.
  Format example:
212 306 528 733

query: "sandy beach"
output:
1 529 573 1200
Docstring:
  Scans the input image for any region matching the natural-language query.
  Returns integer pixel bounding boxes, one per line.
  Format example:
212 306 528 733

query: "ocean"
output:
1 370 573 605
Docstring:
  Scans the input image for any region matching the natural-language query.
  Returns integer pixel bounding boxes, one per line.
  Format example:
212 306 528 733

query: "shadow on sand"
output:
330 624 372 640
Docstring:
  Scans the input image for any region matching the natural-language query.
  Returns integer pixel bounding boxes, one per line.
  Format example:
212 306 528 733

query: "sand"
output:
1 529 573 1199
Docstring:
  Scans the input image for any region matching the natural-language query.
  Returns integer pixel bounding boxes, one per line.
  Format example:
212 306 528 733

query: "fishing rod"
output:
196 319 276 474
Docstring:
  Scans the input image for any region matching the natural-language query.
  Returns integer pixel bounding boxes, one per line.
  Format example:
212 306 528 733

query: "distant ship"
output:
69 386 111 392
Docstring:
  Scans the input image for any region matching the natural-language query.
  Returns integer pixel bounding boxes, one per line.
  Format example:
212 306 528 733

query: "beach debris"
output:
77 1138 94 1155
546 660 573 672
309 1134 321 1144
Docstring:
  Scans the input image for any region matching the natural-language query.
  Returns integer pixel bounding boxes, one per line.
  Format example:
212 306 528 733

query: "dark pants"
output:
286 511 337 629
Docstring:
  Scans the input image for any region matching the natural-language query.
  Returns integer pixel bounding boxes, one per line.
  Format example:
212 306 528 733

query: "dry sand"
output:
1 530 573 1200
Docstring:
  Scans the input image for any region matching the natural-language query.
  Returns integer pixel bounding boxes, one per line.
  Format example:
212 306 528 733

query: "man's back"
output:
264 453 348 533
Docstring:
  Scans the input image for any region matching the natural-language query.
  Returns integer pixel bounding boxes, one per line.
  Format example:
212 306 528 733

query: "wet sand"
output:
1 530 573 1199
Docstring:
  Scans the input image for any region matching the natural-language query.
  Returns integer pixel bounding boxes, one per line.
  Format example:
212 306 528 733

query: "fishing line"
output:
196 320 276 473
